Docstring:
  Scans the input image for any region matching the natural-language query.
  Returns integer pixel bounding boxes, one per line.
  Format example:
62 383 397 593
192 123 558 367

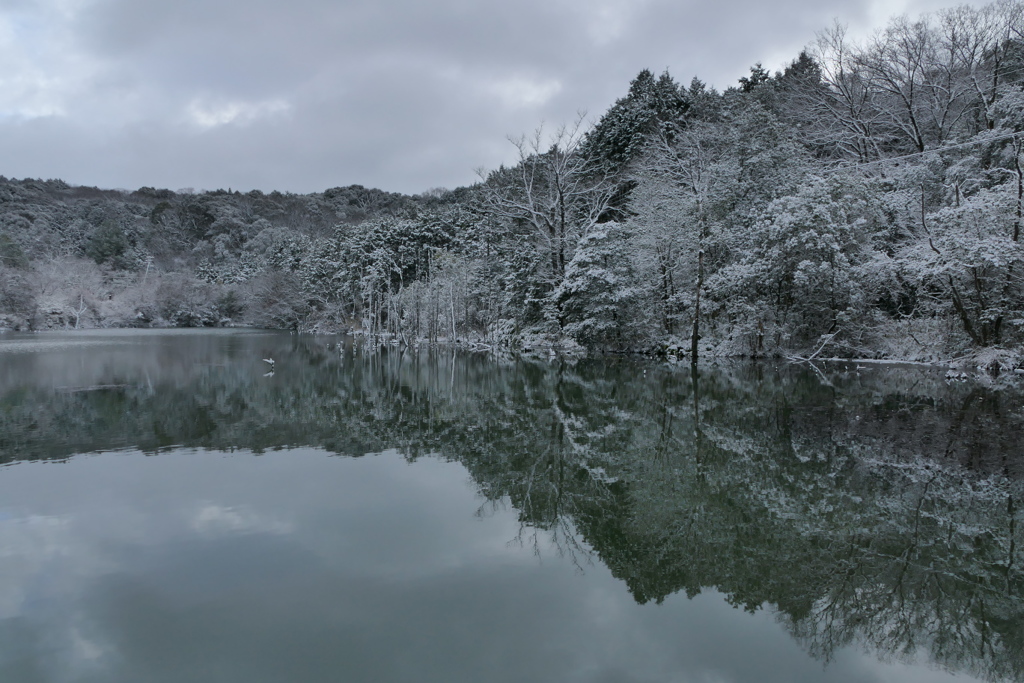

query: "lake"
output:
0 329 1021 683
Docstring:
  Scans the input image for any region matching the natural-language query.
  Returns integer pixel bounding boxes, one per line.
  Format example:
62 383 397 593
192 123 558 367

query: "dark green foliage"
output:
0 267 35 328
321 184 418 223
685 77 723 122
580 69 689 173
738 63 772 92
0 234 27 268
149 201 171 225
215 289 244 319
84 220 128 265
777 51 821 89
132 186 175 201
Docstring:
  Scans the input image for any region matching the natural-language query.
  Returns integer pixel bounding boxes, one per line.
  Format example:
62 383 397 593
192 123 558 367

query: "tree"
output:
719 175 882 351
857 14 979 152
479 116 618 334
937 1 1024 132
738 63 772 92
899 179 1024 346
629 96 811 356
807 23 887 162
580 69 689 174
555 222 643 348
628 121 722 341
0 266 36 329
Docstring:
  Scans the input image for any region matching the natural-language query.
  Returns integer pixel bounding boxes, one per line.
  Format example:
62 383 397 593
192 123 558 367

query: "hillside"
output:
4 0 1024 367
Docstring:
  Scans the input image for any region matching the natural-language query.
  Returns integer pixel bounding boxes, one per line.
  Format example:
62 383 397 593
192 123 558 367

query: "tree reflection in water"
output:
0 331 1021 681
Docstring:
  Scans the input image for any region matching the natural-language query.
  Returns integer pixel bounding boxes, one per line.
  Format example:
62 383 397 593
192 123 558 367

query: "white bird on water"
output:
263 357 275 376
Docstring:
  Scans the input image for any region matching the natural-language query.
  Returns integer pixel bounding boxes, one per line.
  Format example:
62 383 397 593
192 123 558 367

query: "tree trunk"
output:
691 250 704 365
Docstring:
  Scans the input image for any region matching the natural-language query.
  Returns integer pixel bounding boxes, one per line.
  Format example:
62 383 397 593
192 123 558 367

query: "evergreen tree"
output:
580 69 690 175
555 222 642 349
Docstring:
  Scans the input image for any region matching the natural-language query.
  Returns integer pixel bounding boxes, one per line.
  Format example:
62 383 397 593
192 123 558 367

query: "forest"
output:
4 0 1024 366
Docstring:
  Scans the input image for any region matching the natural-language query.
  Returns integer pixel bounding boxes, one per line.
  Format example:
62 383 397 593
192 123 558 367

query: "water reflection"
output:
0 330 1021 682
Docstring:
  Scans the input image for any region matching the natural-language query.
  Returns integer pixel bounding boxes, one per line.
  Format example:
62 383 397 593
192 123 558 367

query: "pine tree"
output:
580 69 690 175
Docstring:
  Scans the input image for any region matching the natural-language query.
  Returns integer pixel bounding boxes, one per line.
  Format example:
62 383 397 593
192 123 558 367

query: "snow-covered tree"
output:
555 222 643 348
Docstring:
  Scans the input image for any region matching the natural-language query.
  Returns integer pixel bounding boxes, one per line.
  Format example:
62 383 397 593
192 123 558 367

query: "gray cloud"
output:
0 0 994 194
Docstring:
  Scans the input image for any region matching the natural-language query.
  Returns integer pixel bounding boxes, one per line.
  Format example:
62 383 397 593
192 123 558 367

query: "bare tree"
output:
628 124 718 339
810 22 886 162
478 115 618 305
940 0 1024 132
809 7 1021 161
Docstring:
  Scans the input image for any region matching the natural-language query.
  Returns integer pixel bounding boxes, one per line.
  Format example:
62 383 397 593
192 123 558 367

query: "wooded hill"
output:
5 0 1024 365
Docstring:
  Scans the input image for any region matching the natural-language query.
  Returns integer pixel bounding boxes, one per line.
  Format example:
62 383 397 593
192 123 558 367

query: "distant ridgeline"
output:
1 339 1021 681
7 0 1024 363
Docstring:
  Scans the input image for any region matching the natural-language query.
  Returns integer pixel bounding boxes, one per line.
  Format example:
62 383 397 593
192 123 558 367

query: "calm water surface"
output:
0 329 1021 683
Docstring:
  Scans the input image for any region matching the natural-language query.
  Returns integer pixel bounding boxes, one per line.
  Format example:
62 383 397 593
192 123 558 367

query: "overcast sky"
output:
0 0 994 195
